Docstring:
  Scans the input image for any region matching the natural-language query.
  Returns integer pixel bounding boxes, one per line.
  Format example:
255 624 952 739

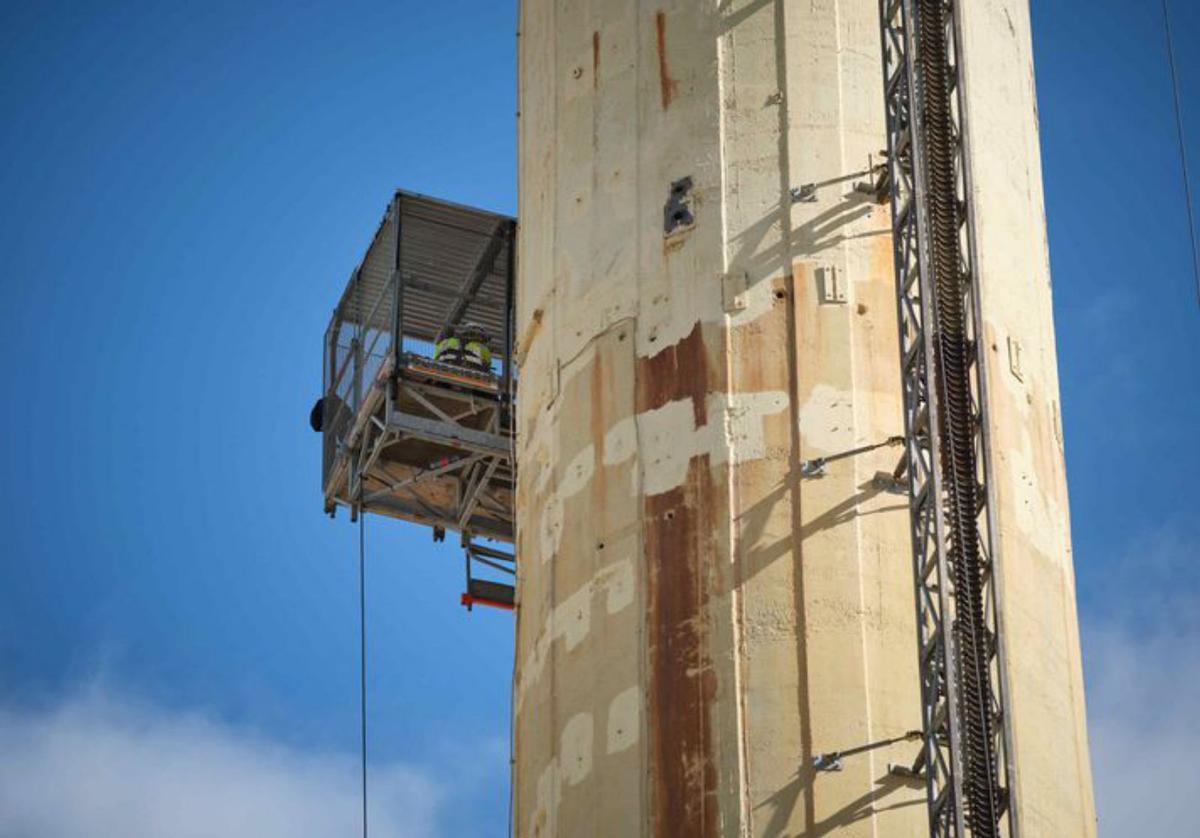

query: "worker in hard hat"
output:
458 323 493 372
433 327 464 366
433 323 492 372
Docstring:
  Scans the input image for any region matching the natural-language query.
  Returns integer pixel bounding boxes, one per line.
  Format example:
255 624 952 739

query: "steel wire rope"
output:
506 370 518 838
359 497 369 838
1162 0 1200 310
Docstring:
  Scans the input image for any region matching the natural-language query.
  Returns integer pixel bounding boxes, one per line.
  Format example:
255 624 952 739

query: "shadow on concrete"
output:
727 184 886 290
756 767 925 837
737 471 906 587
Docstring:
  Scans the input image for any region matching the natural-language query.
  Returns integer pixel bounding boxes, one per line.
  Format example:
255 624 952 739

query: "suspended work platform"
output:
316 191 517 607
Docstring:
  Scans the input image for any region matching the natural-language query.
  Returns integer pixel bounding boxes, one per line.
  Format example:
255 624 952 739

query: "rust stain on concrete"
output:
592 31 600 89
643 454 719 838
866 224 903 396
790 261 823 406
655 11 677 110
728 277 790 393
636 322 711 427
589 352 609 510
589 353 607 459
662 231 689 255
518 306 545 361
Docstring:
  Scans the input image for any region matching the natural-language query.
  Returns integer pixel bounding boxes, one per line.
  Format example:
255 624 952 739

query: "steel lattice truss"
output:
877 0 1018 835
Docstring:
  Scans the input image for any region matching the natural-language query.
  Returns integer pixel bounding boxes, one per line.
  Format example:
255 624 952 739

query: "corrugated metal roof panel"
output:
332 191 514 352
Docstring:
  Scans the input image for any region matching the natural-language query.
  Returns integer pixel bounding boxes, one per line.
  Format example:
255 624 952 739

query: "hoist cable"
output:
1162 0 1200 310
507 649 516 838
357 501 367 835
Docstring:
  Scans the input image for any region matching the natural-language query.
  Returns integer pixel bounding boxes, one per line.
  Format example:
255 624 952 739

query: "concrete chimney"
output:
511 2 1095 835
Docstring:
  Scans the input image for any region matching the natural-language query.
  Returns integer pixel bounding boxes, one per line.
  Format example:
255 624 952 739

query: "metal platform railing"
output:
319 191 517 547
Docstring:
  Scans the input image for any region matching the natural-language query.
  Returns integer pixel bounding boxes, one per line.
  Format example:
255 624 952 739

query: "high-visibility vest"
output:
464 340 492 368
434 336 462 361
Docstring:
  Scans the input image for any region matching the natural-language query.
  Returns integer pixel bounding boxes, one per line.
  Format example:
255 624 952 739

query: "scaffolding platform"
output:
317 192 517 573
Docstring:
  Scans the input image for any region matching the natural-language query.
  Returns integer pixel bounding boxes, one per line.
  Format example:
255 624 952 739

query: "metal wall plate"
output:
817 265 846 304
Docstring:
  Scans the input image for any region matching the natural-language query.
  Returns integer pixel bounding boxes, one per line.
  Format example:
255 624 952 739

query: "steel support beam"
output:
458 456 501 529
442 222 508 332
501 219 517 431
386 411 511 458
391 193 405 385
363 452 485 504
877 1 1017 835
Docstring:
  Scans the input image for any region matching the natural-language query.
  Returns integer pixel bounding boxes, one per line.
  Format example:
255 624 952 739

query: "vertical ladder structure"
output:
878 1 1017 836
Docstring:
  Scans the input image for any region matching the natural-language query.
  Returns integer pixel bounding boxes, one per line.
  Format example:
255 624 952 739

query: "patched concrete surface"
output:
512 1 1094 835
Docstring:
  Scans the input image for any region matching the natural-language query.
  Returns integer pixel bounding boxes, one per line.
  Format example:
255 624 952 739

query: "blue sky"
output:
0 1 1196 835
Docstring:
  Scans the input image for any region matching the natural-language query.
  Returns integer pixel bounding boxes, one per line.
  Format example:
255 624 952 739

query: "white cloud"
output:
1082 527 1200 836
0 687 445 838
4 530 1195 838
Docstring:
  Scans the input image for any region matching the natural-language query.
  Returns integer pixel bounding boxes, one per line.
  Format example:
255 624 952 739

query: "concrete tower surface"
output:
512 1 1095 835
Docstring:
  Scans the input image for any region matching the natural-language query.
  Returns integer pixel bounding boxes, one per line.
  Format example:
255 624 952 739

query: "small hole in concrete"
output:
773 289 786 300
665 510 675 521
597 541 605 550
618 332 626 341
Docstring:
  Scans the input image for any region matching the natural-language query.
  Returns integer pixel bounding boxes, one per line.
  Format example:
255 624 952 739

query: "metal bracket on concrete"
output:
888 761 925 780
812 730 921 775
812 752 844 772
801 458 828 479
791 160 888 205
888 737 929 781
1007 335 1025 382
872 470 907 495
873 450 910 494
853 153 891 204
817 265 846 304
801 436 906 480
790 183 819 203
664 176 695 235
